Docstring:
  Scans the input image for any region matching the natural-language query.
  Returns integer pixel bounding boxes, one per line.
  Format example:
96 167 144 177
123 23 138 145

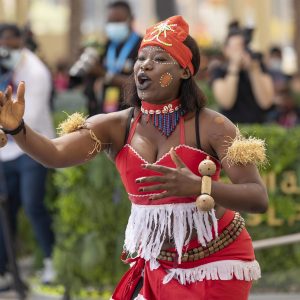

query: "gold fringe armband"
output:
57 112 102 156
222 133 267 167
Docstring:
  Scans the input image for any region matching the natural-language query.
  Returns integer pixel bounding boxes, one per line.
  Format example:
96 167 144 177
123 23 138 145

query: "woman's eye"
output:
137 56 146 61
154 57 167 62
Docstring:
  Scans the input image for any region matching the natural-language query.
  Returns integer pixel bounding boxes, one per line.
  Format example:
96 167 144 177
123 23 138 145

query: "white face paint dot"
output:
139 46 178 66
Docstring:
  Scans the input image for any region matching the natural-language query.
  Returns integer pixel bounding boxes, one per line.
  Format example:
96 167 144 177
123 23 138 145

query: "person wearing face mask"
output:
0 23 56 290
267 46 289 94
84 1 142 115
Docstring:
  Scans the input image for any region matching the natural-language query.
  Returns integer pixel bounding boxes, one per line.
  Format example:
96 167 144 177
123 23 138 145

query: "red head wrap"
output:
139 15 194 75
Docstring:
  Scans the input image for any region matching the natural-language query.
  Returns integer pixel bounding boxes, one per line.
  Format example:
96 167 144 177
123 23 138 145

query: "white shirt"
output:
0 48 55 161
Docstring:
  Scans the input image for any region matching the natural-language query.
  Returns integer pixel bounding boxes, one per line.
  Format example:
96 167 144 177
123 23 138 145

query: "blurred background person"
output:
266 45 289 95
0 23 55 290
265 87 300 128
53 59 70 93
69 1 142 116
22 22 38 53
210 21 274 124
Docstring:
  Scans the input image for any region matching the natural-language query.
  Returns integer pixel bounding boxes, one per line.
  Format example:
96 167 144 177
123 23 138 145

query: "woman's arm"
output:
248 62 274 109
207 110 268 213
12 113 114 168
0 82 127 168
212 72 239 110
211 56 242 110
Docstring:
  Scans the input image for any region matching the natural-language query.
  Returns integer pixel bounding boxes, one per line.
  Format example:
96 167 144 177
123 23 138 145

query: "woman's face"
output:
134 46 188 104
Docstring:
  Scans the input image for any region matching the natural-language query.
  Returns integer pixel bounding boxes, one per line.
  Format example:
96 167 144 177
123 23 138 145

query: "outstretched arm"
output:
12 115 112 168
0 82 124 168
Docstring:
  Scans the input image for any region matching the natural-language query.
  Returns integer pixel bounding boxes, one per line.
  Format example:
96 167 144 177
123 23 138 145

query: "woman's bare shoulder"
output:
200 108 237 135
199 108 238 159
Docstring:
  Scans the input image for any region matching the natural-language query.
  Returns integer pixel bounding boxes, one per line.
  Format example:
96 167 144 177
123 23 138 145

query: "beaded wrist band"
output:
2 119 26 136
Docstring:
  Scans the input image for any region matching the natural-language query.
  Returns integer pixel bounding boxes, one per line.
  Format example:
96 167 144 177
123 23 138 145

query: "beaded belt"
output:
158 212 245 262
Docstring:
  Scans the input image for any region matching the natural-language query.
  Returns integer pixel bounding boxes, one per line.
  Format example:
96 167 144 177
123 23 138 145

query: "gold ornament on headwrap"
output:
143 21 177 46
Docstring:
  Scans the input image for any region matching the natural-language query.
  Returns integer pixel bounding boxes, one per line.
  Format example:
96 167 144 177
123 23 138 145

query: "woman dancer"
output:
0 16 268 300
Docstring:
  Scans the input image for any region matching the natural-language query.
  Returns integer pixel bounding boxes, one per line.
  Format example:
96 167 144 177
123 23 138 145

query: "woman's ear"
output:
181 67 191 80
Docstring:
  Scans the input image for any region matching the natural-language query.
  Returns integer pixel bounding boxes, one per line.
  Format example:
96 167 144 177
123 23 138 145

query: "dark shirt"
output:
211 65 268 124
98 32 142 114
82 32 142 116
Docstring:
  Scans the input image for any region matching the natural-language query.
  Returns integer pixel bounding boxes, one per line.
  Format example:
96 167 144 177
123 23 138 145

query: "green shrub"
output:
52 155 130 294
239 125 300 292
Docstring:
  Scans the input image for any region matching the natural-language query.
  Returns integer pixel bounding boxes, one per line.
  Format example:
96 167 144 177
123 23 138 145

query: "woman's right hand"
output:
0 82 25 130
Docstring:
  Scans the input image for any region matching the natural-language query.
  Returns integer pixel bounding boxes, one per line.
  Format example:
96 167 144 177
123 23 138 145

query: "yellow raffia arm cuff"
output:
56 112 102 156
223 133 267 167
57 112 87 136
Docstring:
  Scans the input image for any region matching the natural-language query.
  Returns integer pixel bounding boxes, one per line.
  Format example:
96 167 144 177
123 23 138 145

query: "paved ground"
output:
0 291 59 300
1 292 300 300
249 294 300 300
0 258 299 300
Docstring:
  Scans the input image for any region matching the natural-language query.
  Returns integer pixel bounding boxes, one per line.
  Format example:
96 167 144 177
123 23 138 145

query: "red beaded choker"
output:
141 99 185 137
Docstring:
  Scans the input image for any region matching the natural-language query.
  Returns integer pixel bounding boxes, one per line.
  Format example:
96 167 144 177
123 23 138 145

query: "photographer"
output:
211 21 274 124
70 1 142 116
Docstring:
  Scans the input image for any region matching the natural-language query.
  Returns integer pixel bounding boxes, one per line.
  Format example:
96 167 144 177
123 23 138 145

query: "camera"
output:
69 47 99 78
246 47 262 61
241 27 261 61
227 21 263 64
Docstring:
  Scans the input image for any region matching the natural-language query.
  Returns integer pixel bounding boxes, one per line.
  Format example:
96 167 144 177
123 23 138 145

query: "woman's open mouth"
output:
136 73 152 90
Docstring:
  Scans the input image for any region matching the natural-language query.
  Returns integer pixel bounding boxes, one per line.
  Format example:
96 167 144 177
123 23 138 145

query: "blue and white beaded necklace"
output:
141 99 185 137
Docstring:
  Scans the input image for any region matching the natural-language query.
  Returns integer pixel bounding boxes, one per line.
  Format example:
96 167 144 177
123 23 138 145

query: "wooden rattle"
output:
196 156 216 212
0 129 8 148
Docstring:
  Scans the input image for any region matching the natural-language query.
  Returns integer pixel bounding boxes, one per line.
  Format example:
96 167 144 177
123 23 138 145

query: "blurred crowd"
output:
2 3 300 128
0 0 300 293
55 12 300 128
202 20 300 127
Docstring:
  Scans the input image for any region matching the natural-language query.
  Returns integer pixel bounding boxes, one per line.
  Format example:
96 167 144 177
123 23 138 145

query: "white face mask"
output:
0 49 22 70
105 22 130 44
269 58 282 71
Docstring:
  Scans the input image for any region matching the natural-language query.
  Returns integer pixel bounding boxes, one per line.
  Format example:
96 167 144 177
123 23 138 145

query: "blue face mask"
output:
105 22 130 44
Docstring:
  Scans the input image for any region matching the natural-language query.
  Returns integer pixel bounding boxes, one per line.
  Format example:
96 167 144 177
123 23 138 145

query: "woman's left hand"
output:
135 148 201 200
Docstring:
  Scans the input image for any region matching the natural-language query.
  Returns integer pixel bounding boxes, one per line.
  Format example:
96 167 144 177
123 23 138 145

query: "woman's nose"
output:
141 58 153 71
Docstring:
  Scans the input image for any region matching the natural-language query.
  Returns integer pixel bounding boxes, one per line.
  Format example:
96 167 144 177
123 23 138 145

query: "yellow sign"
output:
247 170 300 227
262 171 300 195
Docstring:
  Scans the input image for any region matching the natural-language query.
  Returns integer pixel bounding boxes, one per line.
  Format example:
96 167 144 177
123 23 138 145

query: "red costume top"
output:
116 111 221 205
